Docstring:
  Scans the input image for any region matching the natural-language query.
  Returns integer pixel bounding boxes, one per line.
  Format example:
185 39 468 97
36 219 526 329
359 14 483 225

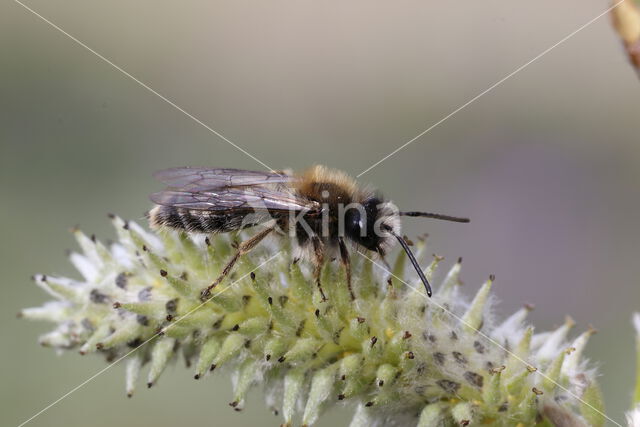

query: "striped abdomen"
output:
148 205 273 234
149 205 237 233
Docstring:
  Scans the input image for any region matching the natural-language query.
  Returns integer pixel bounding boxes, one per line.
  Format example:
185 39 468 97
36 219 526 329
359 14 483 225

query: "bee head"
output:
344 197 400 255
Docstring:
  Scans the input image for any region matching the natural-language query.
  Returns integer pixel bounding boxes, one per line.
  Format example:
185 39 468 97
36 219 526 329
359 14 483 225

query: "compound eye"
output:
345 209 362 236
349 214 380 250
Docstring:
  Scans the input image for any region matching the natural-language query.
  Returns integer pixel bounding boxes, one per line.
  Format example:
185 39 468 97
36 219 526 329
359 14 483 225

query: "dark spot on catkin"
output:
81 318 94 331
423 332 437 343
166 298 178 314
333 328 343 344
127 338 143 348
89 289 109 304
296 320 306 337
464 371 484 388
213 316 224 329
138 287 152 301
436 379 461 394
452 351 467 365
433 352 446 365
115 272 128 289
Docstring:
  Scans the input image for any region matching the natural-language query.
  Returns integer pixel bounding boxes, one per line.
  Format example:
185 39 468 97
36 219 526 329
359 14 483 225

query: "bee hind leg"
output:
311 236 327 302
338 237 355 300
200 226 275 301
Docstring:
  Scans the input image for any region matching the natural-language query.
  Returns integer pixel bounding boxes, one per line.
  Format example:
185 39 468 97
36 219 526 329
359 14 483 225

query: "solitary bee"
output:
149 165 469 301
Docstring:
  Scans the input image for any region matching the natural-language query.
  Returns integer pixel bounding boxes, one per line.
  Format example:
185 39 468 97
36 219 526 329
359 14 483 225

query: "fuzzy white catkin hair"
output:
21 216 609 426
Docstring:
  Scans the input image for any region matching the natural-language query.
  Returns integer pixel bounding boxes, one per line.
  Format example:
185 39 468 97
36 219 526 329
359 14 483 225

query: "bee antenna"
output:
399 211 470 223
390 230 432 297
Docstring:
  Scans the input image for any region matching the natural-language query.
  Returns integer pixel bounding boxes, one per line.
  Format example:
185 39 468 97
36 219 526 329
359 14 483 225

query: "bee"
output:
149 165 469 301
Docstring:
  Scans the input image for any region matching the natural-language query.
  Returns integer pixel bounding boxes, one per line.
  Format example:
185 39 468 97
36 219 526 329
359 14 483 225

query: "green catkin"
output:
147 337 175 387
542 350 566 393
483 368 502 411
283 367 306 425
195 336 221 379
506 326 533 374
213 333 246 369
302 364 339 426
417 401 449 427
125 353 143 397
21 217 607 426
451 401 475 425
232 358 259 408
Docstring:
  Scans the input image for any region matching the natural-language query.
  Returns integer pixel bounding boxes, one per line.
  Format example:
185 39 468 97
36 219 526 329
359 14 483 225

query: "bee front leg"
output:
311 235 327 302
338 237 355 300
200 226 275 301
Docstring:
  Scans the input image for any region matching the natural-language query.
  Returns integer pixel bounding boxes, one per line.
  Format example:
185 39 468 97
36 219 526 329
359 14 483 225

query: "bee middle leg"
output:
338 237 355 300
311 235 327 302
200 226 275 300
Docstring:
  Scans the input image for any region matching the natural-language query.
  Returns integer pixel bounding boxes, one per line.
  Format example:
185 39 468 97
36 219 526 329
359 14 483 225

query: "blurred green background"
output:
2 1 640 426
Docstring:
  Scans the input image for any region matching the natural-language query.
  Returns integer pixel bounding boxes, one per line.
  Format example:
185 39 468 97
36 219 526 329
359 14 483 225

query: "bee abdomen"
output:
149 205 227 233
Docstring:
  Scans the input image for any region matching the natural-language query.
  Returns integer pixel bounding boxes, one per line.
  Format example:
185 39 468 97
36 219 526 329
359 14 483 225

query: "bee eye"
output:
345 209 362 234
344 198 382 250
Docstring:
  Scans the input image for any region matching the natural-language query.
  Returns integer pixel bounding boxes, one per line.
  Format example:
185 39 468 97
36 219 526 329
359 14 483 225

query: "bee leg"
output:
311 236 327 302
200 226 275 301
338 237 355 300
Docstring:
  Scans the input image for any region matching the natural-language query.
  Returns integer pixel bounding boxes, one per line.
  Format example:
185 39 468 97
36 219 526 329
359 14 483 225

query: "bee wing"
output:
150 186 318 214
153 167 295 191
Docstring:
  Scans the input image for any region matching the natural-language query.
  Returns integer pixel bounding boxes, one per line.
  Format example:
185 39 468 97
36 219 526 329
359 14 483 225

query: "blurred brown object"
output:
611 0 640 75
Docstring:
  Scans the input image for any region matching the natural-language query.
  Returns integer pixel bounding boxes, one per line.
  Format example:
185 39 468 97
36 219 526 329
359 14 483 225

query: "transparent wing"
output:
150 186 318 213
153 167 295 191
